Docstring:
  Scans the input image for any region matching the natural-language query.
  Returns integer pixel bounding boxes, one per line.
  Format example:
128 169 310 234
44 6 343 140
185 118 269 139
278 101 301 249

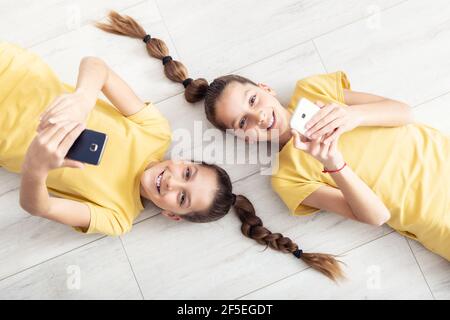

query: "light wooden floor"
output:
0 0 449 299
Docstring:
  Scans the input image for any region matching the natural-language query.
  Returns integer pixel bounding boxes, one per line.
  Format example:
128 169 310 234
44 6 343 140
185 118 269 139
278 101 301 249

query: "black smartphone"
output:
66 129 108 165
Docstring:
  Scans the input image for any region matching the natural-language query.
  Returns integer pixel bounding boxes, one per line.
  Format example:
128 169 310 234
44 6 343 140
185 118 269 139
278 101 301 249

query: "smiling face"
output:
140 160 218 219
214 81 292 143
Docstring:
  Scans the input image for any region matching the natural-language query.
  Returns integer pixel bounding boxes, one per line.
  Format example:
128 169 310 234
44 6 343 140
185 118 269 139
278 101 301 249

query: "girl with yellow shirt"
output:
102 12 450 263
1 41 345 281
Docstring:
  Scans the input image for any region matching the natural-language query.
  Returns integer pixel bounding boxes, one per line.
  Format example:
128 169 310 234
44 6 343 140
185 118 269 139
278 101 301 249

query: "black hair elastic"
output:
162 56 172 65
293 249 303 259
231 194 237 206
182 78 193 88
143 34 151 43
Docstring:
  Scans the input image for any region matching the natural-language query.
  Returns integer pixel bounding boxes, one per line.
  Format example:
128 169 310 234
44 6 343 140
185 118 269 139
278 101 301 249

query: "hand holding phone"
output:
289 98 321 137
23 122 87 174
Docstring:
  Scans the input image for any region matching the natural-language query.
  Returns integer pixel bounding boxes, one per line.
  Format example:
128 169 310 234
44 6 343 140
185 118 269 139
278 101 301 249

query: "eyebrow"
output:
186 166 198 209
232 89 251 129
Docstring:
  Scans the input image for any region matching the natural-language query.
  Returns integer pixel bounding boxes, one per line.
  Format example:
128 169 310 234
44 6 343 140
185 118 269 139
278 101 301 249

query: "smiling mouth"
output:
156 170 164 194
267 112 276 130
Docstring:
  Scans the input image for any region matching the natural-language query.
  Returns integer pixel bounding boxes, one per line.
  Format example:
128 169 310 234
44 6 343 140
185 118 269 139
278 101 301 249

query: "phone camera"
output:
89 143 98 152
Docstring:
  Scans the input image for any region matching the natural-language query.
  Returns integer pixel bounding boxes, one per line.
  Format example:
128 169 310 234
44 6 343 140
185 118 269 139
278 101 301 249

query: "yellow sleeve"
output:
126 102 172 160
272 177 325 216
126 102 170 130
73 202 132 236
288 71 351 111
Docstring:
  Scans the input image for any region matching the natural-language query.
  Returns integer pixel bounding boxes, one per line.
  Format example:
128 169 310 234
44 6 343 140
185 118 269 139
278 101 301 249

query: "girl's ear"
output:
257 83 277 96
161 210 182 221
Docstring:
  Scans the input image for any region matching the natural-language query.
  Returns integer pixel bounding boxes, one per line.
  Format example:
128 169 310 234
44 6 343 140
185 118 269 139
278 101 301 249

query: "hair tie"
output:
162 56 172 65
293 249 303 259
142 34 151 43
182 78 193 88
231 194 237 206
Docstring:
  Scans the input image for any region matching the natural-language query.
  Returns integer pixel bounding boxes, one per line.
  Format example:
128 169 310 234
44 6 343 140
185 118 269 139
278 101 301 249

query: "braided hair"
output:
96 11 256 130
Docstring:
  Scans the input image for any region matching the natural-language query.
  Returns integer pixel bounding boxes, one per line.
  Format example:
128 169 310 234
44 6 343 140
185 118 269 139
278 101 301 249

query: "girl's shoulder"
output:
287 71 351 112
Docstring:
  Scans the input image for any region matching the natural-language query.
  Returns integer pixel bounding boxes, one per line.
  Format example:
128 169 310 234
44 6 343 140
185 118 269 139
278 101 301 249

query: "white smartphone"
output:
289 98 321 136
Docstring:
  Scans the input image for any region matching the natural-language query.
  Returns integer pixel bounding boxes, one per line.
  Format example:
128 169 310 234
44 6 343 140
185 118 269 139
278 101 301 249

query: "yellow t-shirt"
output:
271 71 450 260
0 42 171 236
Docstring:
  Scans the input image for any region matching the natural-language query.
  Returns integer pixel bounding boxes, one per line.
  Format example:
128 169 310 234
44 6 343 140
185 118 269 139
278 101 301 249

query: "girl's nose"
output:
165 174 182 191
257 110 266 127
164 175 173 191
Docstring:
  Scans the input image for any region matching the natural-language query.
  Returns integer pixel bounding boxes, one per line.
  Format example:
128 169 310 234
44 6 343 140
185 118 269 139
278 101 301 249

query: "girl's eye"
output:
239 117 247 129
180 192 186 206
185 167 191 180
249 94 256 106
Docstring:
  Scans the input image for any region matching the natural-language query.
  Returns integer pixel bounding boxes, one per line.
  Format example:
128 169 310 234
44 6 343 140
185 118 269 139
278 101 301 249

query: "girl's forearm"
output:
19 170 91 227
77 57 146 117
329 163 390 226
350 100 415 127
19 169 51 216
75 57 109 105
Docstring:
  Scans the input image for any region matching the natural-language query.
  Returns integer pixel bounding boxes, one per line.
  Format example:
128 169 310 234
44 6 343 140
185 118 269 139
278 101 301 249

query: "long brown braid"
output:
96 11 209 103
95 11 256 130
233 194 345 281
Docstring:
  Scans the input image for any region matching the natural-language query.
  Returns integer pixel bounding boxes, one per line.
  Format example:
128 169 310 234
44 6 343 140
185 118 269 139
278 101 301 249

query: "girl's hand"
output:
303 101 362 145
23 121 86 175
37 89 95 132
291 129 345 170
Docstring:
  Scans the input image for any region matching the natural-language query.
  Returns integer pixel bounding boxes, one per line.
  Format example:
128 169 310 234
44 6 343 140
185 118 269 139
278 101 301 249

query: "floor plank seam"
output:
119 237 145 300
152 49 449 110
154 0 183 61
228 0 410 76
312 39 328 73
405 237 436 299
0 234 107 283
412 89 450 109
0 186 20 198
